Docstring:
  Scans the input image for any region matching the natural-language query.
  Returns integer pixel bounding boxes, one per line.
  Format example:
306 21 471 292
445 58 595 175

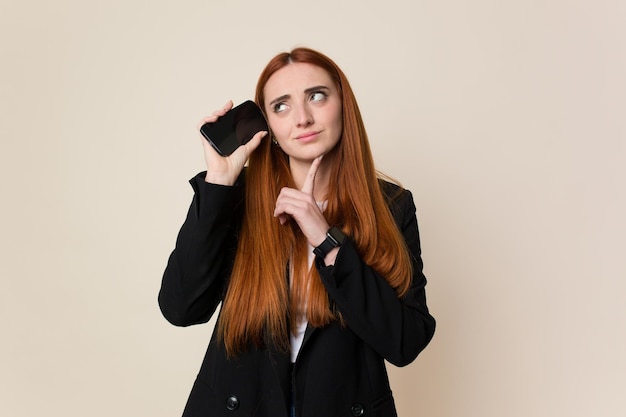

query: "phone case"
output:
200 100 268 156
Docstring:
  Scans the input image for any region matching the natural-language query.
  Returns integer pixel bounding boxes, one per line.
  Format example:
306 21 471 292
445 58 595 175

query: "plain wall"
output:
1 1 624 416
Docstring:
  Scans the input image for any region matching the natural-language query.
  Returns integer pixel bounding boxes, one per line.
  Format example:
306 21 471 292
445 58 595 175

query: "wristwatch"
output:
313 226 346 259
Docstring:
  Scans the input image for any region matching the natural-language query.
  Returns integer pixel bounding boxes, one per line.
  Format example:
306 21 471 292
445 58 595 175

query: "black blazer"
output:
159 172 436 417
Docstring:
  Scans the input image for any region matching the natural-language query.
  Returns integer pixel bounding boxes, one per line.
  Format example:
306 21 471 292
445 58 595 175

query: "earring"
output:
271 135 280 147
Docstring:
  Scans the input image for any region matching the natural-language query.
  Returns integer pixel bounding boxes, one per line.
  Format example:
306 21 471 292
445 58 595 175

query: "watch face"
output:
313 227 346 259
328 227 345 245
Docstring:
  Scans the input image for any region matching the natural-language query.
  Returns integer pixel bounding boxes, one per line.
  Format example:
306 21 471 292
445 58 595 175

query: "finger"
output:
229 130 268 161
243 130 268 154
301 155 324 195
274 199 293 225
273 188 297 219
273 195 287 225
196 100 233 130
274 187 315 220
215 100 233 115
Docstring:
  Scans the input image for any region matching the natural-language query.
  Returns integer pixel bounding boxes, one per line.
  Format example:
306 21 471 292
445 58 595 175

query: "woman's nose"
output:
294 104 314 128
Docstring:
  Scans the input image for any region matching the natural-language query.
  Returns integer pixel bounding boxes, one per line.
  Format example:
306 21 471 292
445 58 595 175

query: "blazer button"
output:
226 395 239 411
351 403 365 416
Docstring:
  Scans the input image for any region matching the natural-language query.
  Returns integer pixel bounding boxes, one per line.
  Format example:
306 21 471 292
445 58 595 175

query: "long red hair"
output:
218 47 413 356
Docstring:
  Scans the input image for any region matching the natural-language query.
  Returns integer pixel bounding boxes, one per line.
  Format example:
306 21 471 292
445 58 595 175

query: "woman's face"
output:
263 63 343 164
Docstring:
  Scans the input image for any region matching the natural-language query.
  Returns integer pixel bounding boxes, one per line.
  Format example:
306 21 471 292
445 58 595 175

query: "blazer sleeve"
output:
316 187 436 367
158 172 244 327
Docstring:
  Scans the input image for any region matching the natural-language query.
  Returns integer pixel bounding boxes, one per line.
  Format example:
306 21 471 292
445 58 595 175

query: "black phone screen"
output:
199 100 268 156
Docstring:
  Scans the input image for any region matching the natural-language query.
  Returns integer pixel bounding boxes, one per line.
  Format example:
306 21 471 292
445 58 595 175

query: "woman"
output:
159 47 435 417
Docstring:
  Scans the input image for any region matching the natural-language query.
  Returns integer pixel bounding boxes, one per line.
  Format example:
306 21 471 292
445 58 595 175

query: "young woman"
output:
159 47 435 417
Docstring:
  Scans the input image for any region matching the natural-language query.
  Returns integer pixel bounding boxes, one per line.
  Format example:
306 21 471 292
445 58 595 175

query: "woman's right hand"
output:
198 100 268 186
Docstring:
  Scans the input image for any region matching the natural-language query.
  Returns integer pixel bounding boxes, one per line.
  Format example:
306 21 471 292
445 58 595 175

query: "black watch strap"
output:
313 226 346 259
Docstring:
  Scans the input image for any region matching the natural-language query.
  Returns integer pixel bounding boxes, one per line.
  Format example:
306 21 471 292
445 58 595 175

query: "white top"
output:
290 201 327 363
289 243 315 363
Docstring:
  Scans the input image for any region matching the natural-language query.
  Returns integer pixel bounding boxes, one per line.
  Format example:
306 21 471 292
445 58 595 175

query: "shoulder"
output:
378 179 414 209
377 179 416 225
378 178 403 199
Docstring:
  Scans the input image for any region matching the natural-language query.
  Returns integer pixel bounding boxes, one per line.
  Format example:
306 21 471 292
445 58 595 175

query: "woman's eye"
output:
273 102 288 113
310 92 327 102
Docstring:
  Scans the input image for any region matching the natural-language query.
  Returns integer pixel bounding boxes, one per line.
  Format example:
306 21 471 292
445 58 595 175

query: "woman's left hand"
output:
274 156 329 248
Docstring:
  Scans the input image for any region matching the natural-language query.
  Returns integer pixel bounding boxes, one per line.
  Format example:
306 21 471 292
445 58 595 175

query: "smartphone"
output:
200 100 268 156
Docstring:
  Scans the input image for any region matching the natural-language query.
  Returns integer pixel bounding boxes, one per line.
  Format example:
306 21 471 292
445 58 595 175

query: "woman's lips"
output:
295 131 320 141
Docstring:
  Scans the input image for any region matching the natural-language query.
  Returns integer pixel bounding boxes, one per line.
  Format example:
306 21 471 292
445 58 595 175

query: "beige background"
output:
1 0 625 416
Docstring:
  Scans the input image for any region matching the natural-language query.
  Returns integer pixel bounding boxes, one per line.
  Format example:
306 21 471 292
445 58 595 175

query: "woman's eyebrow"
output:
268 86 331 107
268 94 290 107
304 85 330 94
